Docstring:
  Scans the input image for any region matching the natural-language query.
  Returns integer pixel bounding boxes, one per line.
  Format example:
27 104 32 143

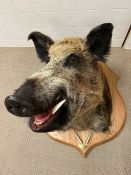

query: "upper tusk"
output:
52 99 66 115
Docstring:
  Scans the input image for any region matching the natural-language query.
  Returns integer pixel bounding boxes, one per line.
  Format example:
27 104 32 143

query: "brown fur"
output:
30 37 111 132
6 24 113 132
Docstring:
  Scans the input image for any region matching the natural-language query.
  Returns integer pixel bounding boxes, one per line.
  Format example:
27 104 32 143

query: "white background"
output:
0 0 130 47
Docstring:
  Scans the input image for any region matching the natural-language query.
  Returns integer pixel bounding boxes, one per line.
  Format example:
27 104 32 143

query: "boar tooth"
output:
34 120 43 125
52 99 66 115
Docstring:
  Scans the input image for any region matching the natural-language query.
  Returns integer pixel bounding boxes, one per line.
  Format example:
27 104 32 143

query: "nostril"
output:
8 105 13 110
5 96 19 113
5 96 18 107
5 95 24 114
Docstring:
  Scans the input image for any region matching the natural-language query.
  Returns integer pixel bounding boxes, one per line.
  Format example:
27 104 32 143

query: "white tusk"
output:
52 99 66 115
34 120 43 125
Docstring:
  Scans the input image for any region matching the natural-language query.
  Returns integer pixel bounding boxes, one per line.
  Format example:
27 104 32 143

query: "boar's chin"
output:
29 99 70 132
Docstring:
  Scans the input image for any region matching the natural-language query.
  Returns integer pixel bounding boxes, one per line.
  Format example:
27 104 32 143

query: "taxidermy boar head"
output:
5 23 113 132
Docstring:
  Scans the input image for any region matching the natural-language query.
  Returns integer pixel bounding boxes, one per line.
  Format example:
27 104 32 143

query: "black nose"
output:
4 95 35 117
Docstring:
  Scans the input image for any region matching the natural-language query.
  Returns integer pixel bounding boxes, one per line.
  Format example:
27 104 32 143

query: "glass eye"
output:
64 54 80 68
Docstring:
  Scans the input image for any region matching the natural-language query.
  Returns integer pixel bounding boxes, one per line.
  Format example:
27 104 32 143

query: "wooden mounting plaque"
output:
47 62 126 157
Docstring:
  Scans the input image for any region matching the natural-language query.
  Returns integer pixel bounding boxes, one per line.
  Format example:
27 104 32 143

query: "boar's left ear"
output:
86 23 113 61
28 32 54 62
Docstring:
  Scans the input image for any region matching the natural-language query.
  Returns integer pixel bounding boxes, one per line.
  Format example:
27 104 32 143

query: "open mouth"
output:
30 98 67 132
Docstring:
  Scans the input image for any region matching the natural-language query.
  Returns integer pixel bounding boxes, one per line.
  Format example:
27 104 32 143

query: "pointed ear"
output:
28 32 54 62
86 23 113 61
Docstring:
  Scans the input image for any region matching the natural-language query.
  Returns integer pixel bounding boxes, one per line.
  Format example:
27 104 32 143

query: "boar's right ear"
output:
28 32 54 62
86 23 113 62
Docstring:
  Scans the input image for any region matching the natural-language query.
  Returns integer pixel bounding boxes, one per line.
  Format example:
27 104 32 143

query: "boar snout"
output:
4 95 36 117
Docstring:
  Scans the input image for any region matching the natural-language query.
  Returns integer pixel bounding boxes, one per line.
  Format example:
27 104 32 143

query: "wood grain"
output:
47 62 126 157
